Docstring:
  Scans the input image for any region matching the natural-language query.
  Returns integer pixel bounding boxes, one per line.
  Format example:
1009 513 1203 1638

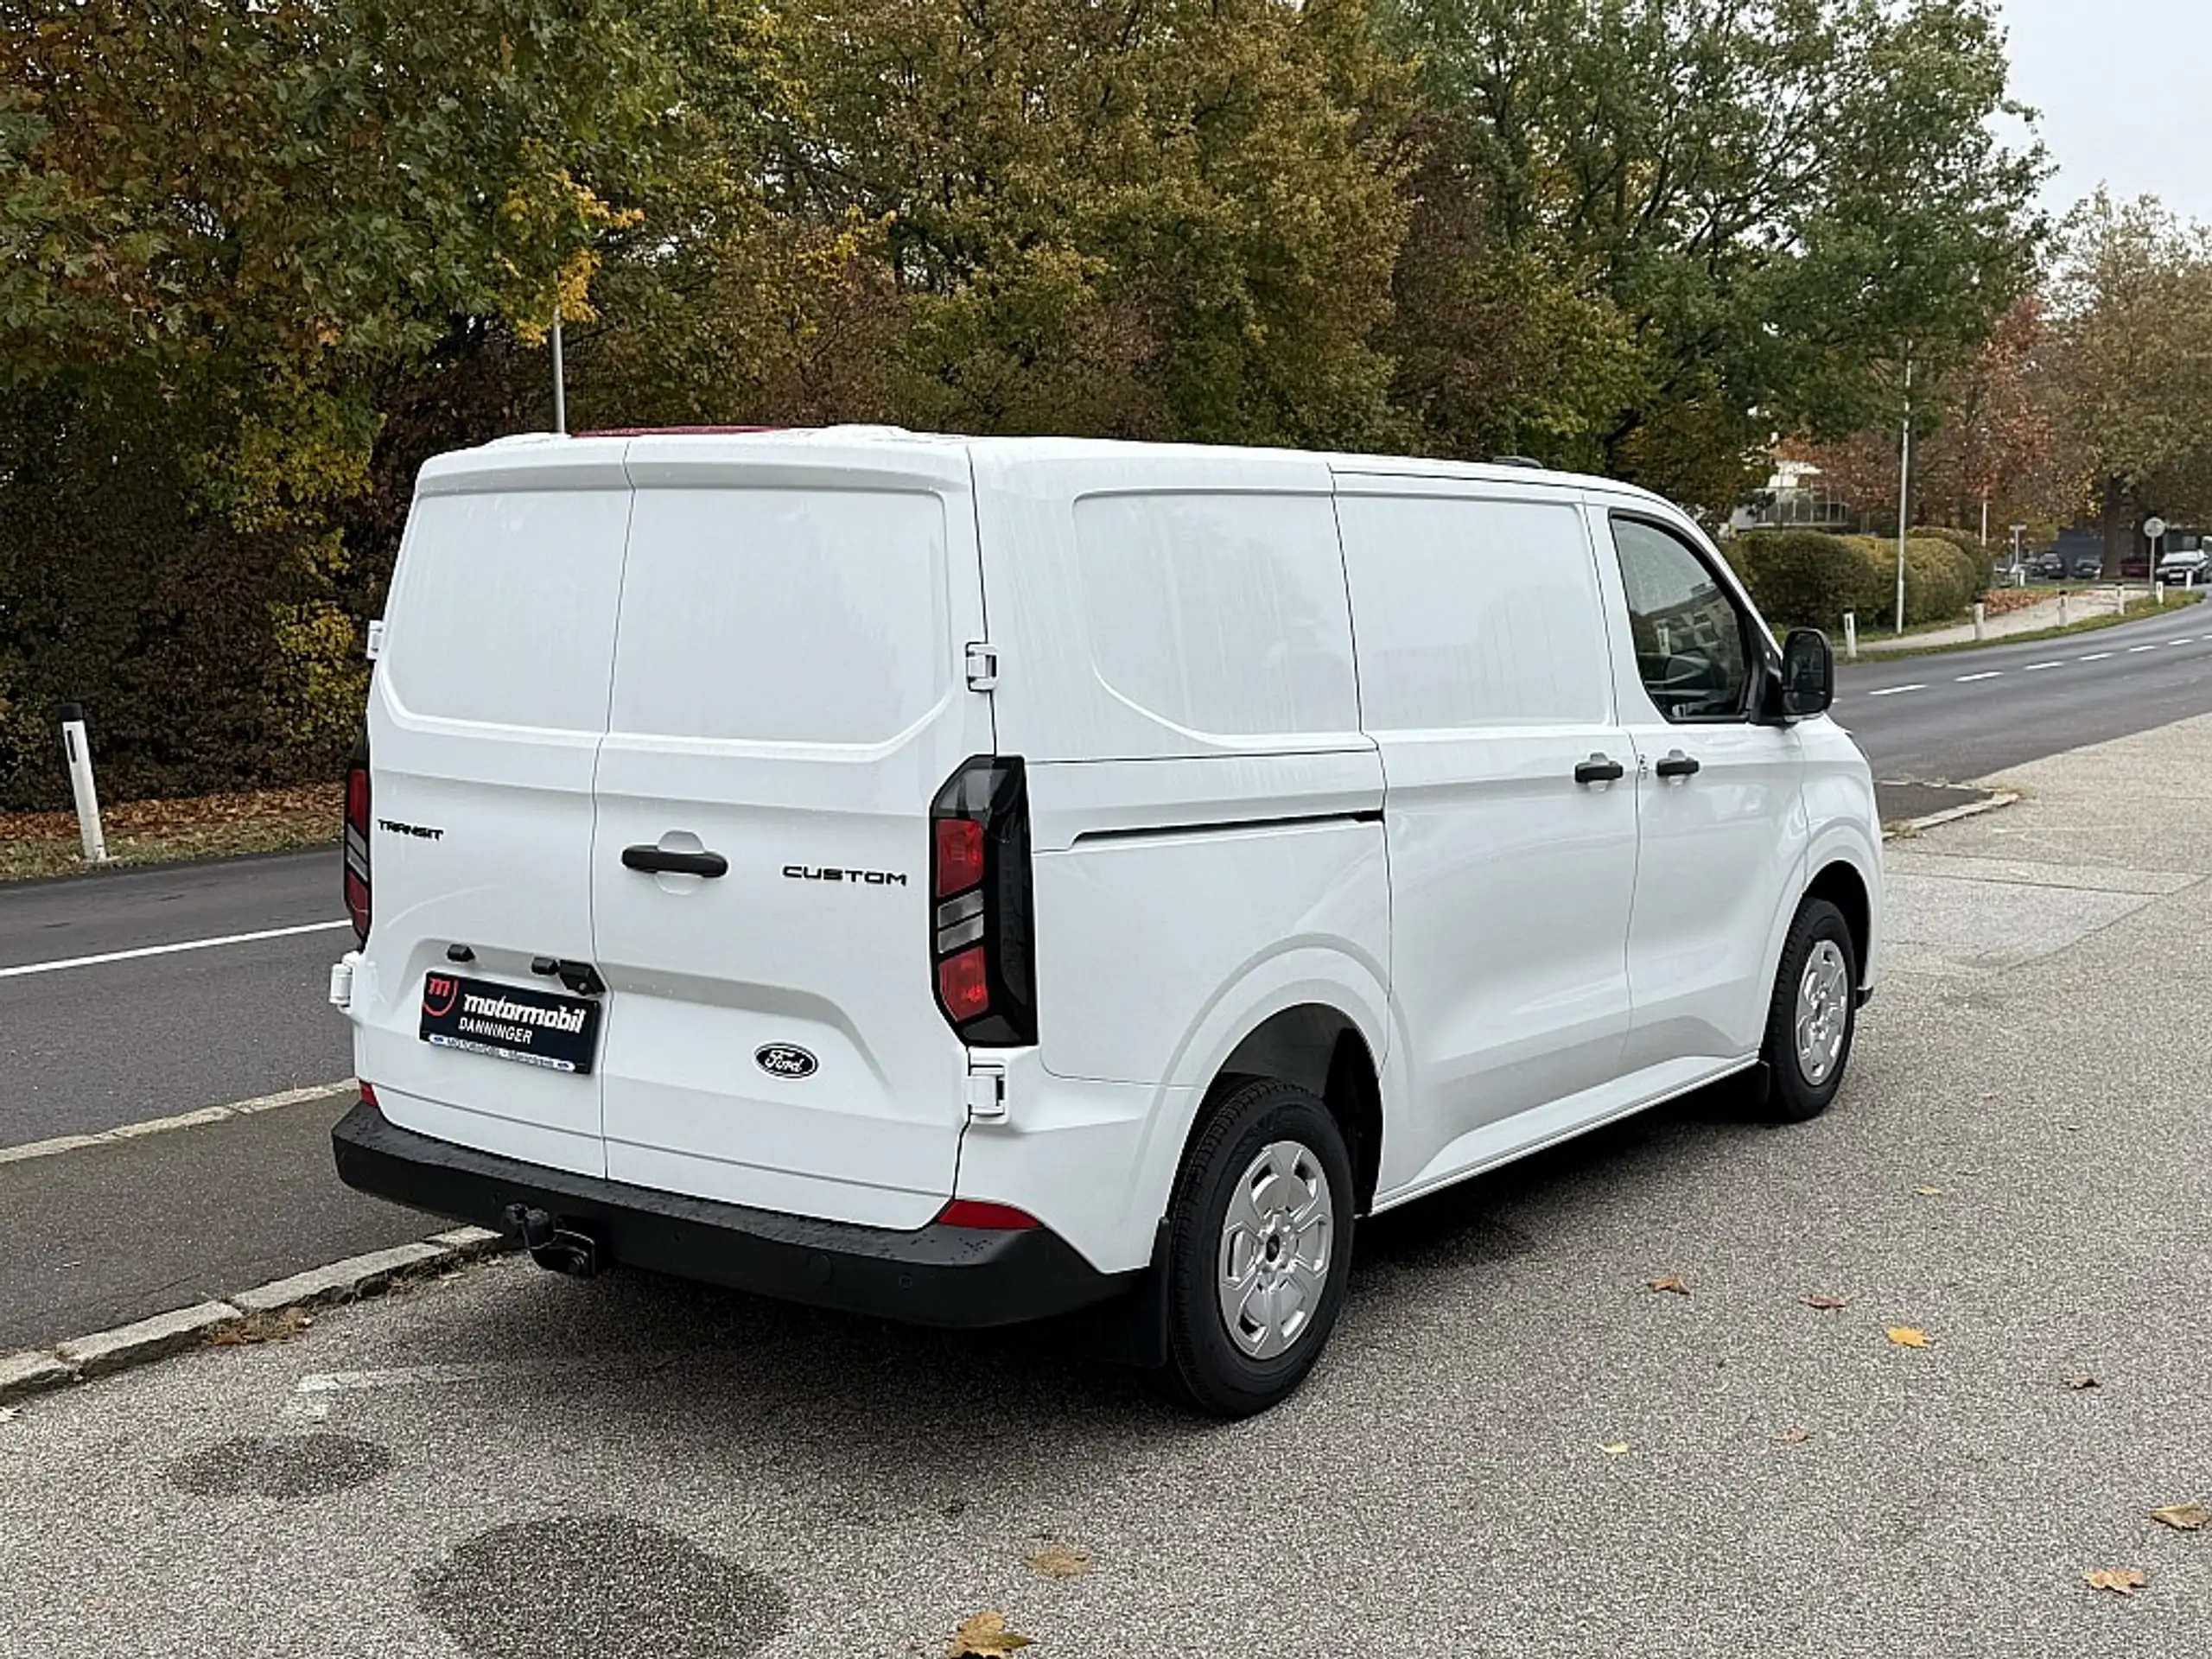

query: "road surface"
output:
1836 597 2212 780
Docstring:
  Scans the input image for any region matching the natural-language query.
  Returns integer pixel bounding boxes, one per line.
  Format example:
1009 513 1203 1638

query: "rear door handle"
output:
1573 754 1626 785
1655 751 1702 779
622 845 729 878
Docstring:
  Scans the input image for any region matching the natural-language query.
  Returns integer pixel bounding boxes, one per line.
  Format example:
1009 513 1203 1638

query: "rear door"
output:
357 439 629 1177
590 437 992 1229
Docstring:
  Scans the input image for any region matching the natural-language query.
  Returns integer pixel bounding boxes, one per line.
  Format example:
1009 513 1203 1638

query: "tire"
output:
1158 1077 1355 1417
1758 897 1859 1123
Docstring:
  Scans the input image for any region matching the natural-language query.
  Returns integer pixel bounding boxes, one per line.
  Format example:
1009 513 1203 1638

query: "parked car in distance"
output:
2156 547 2209 586
2030 551 2066 580
2071 553 2104 580
328 428 1883 1415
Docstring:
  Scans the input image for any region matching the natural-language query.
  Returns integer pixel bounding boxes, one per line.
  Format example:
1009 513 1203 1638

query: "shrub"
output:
1910 525 1991 603
1726 531 1888 632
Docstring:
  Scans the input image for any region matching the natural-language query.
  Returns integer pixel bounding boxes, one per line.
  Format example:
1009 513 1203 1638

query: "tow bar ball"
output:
500 1203 601 1278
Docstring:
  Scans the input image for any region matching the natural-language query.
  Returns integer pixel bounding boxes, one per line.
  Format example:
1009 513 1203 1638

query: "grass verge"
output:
1853 591 2202 662
0 782 340 885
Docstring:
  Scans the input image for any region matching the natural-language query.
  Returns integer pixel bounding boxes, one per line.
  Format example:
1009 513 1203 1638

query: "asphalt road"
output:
0 849 352 1148
5 721 2210 1657
1837 597 2212 780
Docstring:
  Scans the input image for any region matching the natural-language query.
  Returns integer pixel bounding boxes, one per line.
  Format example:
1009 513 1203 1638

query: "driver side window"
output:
1610 517 1751 721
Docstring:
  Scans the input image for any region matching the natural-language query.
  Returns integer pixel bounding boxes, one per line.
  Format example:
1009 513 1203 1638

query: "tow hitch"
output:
500 1203 601 1278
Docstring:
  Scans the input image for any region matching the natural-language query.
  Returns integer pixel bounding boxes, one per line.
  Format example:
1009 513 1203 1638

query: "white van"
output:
330 428 1880 1414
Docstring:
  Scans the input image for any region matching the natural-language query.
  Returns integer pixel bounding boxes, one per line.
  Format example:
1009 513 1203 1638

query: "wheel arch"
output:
1125 954 1393 1237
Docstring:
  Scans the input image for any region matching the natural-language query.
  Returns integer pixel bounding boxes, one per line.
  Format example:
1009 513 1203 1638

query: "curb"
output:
1883 790 2022 841
0 1224 508 1407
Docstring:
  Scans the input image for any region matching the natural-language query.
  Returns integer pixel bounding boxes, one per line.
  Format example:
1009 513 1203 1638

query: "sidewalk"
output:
1855 586 2126 653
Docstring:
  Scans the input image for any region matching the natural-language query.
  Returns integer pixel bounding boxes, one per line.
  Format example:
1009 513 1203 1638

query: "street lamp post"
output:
1894 355 1913 634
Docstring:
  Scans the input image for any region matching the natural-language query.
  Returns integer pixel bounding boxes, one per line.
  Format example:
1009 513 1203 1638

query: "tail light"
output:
343 734 372 944
929 756 1036 1045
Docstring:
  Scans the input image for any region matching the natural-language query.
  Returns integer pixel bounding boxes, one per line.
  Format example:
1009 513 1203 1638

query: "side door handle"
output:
1655 750 1702 779
1573 753 1626 785
622 845 729 878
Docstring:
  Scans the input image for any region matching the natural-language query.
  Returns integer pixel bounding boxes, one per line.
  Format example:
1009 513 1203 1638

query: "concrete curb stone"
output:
59 1301 241 1378
0 1224 514 1407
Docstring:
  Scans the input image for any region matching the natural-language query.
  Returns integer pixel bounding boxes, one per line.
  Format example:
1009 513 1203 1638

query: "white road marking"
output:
2079 652 2113 661
2022 661 2065 671
0 918 349 981
2170 638 2196 645
1866 683 1927 697
0 1081 354 1164
1955 671 2003 683
2127 643 2160 653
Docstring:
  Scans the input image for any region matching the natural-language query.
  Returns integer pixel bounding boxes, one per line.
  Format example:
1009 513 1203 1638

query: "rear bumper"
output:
331 1098 1136 1328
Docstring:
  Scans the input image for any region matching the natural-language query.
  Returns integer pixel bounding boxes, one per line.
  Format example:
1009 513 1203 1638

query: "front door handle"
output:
622 844 729 878
1573 754 1626 785
1655 750 1702 779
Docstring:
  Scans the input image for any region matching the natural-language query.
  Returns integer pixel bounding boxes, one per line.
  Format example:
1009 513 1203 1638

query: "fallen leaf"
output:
206 1307 314 1347
948 1611 1033 1656
2061 1374 2101 1391
1885 1326 1930 1348
1776 1426 1813 1446
1912 1185 1945 1197
2150 1503 2209 1532
1802 1294 1848 1310
1599 1442 1630 1456
1027 1541 1091 1580
0 1406 16 1424
2084 1567 2148 1597
1644 1274 1689 1296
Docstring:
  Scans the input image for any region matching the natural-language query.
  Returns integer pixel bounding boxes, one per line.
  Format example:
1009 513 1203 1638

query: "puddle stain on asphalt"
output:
415 1516 791 1659
166 1433 393 1500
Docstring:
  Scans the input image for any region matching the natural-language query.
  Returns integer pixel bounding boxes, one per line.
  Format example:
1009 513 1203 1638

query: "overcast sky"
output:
1999 0 2211 226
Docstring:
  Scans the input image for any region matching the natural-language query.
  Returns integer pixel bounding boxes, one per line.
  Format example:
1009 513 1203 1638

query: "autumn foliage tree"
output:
0 0 2053 806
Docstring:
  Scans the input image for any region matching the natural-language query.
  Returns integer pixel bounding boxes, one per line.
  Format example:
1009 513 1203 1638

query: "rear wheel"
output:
1159 1078 1354 1417
1759 897 1859 1122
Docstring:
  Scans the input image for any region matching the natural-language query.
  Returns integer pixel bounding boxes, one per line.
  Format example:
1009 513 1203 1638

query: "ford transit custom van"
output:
331 429 1880 1414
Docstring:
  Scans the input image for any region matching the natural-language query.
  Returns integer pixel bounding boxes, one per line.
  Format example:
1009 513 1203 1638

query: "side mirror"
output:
1779 627 1834 719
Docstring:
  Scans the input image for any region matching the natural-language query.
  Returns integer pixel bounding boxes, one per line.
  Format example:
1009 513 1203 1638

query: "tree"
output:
754 0 1413 447
1801 295 2054 537
2041 191 2212 569
0 0 675 804
1382 0 2047 515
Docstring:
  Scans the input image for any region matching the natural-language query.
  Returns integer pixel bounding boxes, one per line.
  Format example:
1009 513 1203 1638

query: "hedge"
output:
1729 530 1980 632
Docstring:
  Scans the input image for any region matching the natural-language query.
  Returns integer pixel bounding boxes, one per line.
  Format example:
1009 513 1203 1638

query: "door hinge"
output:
964 1061 1007 1121
365 619 386 662
964 640 998 692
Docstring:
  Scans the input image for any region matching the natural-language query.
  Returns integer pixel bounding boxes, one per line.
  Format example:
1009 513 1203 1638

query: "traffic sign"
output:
2145 516 2169 541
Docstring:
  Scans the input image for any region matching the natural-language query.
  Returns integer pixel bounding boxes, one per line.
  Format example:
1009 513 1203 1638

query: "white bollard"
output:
1843 610 1859 662
2156 581 2164 607
1972 601 1986 642
2058 591 2069 626
58 702 108 863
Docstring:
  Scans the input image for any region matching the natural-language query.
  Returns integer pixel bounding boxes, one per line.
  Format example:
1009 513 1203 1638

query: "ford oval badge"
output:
755 1044 818 1080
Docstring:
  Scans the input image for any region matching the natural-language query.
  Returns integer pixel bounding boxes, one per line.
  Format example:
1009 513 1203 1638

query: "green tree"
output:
2042 191 2212 570
757 0 1412 447
1383 0 2046 514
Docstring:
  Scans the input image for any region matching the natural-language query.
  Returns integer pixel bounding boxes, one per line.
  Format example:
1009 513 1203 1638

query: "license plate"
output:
417 972 601 1075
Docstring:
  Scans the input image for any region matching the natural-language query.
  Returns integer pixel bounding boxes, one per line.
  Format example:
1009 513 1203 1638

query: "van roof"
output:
429 426 1675 512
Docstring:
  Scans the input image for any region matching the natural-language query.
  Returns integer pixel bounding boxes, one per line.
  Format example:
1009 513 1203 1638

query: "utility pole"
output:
1894 354 1913 634
550 312 568 435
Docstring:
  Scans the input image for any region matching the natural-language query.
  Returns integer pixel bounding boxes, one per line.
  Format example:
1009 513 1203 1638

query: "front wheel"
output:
1159 1078 1355 1417
1758 897 1859 1122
